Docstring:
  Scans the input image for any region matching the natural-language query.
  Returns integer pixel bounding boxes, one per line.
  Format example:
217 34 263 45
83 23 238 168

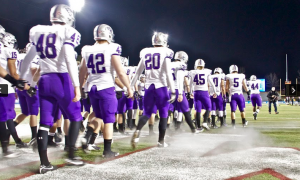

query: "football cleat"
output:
253 113 257 120
39 164 57 174
81 138 89 153
211 125 218 129
16 141 28 148
202 123 210 130
54 133 62 143
232 124 236 129
243 121 248 128
87 144 101 151
3 151 20 158
275 112 279 114
131 130 140 149
102 151 119 158
65 158 85 166
193 128 204 134
157 142 169 148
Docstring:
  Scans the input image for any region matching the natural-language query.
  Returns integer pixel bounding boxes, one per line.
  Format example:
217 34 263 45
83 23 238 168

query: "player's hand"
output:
13 79 29 90
186 93 191 100
190 94 194 99
81 88 88 99
26 86 37 97
178 94 183 102
213 93 217 98
247 95 250 101
73 86 81 102
123 86 128 96
127 87 134 100
134 91 139 99
169 92 176 103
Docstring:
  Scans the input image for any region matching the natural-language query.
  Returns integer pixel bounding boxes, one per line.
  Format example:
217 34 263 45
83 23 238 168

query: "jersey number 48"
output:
36 34 57 59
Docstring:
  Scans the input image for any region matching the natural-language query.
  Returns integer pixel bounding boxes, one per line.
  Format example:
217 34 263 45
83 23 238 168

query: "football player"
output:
137 74 146 115
190 59 216 131
20 4 85 173
79 24 133 157
0 25 29 158
14 43 40 144
172 51 201 133
1 32 29 148
209 67 226 128
131 32 176 148
225 65 250 128
247 75 262 120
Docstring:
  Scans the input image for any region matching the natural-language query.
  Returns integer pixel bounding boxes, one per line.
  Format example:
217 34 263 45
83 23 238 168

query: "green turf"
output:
243 173 279 180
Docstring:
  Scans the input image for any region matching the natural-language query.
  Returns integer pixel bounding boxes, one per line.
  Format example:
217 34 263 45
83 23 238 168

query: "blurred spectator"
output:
267 87 279 114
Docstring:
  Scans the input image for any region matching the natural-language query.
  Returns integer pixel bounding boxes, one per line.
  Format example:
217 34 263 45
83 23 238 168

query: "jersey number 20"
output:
145 53 160 70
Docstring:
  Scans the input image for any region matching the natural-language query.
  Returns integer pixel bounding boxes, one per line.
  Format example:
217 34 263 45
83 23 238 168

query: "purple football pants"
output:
38 73 82 127
16 88 39 116
210 94 224 111
251 94 262 107
194 90 211 112
0 94 16 122
230 93 245 112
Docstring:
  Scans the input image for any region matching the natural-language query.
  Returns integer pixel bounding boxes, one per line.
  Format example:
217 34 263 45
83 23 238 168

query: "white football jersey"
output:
225 73 246 95
114 65 130 91
81 42 122 91
0 45 18 94
138 47 174 89
17 54 40 83
29 24 81 75
170 61 187 90
189 69 212 91
209 73 225 96
247 80 260 94
138 80 145 96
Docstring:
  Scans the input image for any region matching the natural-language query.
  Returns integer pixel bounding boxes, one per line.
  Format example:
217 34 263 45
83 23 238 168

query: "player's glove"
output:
246 90 251 100
186 93 191 100
81 88 88 99
26 86 37 97
134 91 139 99
4 74 27 90
168 93 176 103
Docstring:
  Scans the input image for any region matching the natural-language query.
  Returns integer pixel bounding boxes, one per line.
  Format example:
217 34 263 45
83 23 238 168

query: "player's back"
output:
248 80 260 94
190 68 212 91
29 24 80 74
209 73 224 95
226 73 245 94
82 42 121 91
140 47 174 88
170 61 187 90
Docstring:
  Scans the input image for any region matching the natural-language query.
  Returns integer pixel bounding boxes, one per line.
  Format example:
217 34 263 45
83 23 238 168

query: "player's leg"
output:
132 96 139 128
216 95 224 127
179 91 198 133
211 96 217 128
126 98 134 129
48 122 58 147
54 111 63 143
230 94 238 128
201 93 212 130
131 85 155 148
236 94 247 127
255 95 262 118
149 113 155 135
14 90 28 126
81 97 91 132
117 92 127 134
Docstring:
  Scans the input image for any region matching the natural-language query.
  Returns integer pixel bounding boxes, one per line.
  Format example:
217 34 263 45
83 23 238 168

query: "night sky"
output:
0 0 299 84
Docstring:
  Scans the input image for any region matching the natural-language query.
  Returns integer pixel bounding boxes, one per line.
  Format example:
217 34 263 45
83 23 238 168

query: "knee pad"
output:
211 110 216 116
218 111 223 117
177 112 183 122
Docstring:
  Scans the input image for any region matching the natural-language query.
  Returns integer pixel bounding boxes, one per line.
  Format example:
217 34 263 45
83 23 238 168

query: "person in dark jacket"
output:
267 87 279 114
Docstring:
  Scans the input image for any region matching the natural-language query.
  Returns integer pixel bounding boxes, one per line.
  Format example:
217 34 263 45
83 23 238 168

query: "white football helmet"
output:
0 25 5 40
120 57 128 66
250 75 257 81
194 59 205 70
174 51 188 64
2 32 17 49
94 24 114 43
152 32 168 47
50 4 75 27
214 67 222 74
229 65 238 73
139 74 145 80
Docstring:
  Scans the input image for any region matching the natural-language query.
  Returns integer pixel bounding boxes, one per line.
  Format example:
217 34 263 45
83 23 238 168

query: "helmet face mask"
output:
174 51 188 64
2 32 17 49
194 59 205 70
93 24 114 43
50 4 75 27
229 65 238 73
152 32 168 47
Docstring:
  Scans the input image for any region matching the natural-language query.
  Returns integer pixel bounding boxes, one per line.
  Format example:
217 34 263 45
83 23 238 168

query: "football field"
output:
0 103 300 180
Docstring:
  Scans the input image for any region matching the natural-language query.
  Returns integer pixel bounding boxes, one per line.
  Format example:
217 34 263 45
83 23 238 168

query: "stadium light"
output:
69 0 85 12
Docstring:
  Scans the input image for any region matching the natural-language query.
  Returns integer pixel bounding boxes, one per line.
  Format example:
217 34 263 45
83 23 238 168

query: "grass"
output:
243 173 280 180
1 103 299 179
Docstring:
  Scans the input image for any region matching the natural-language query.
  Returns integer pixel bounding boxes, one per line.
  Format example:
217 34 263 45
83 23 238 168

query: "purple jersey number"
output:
194 74 205 85
251 83 259 90
213 77 218 87
87 53 106 74
233 78 239 87
36 34 57 59
145 53 161 70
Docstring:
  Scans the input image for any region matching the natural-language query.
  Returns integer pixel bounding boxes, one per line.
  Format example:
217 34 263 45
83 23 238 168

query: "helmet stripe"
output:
53 6 58 18
96 25 100 38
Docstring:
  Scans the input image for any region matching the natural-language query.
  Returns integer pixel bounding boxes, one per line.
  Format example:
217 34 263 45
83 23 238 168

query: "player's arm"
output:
115 77 125 89
134 81 138 91
0 65 8 78
79 58 87 89
189 73 194 94
130 58 145 88
242 79 249 92
208 74 217 95
112 55 133 98
221 79 225 96
20 44 36 80
184 77 190 93
63 44 80 102
7 59 19 80
226 79 230 93
177 70 185 94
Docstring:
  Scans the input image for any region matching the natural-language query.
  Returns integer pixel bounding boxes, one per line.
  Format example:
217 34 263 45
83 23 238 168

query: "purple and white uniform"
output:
16 54 40 116
130 47 175 118
189 69 215 113
20 24 83 127
137 80 145 110
82 42 121 123
0 43 18 121
126 66 136 111
81 82 91 113
248 80 262 107
226 73 246 112
209 73 225 117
